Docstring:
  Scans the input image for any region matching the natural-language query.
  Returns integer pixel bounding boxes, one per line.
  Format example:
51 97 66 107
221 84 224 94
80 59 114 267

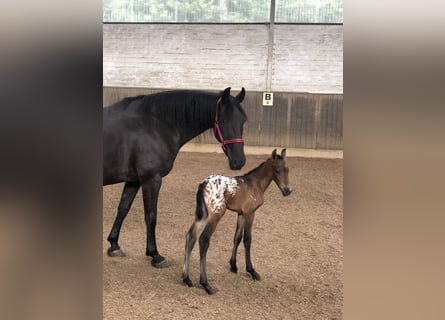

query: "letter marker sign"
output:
262 92 273 106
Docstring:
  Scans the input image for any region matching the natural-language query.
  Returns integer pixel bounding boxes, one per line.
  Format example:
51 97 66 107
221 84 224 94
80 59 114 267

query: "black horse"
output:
103 87 247 267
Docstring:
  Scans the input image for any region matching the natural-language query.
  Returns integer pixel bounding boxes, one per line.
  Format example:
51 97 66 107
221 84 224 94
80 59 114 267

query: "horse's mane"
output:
143 90 247 120
121 95 145 105
116 89 247 123
111 90 247 140
139 90 218 125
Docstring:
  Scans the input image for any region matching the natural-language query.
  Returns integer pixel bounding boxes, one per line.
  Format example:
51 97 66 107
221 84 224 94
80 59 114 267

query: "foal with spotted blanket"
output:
182 149 292 294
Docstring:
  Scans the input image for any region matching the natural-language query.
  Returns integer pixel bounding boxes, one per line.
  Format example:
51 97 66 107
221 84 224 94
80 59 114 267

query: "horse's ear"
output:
222 87 231 104
272 149 278 159
235 87 245 103
281 149 287 159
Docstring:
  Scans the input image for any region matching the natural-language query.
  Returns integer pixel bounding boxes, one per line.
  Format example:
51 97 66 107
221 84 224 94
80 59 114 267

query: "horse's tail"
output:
195 181 208 221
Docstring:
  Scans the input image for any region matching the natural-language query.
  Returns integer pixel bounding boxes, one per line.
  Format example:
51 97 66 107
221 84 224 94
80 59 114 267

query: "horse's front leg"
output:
107 181 140 257
244 212 261 280
230 213 245 273
141 176 168 268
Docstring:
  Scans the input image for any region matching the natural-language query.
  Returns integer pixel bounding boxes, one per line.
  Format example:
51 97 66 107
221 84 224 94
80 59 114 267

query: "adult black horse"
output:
103 87 247 267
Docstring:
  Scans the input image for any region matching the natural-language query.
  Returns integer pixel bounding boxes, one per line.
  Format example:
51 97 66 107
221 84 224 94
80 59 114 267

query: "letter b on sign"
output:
262 92 273 106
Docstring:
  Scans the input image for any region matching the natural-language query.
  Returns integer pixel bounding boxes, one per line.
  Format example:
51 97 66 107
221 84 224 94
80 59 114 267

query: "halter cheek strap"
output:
213 97 244 154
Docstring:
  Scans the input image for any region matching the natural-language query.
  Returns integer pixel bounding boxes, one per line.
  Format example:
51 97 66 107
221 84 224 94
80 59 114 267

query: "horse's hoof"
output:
230 264 238 273
107 248 126 257
151 258 169 268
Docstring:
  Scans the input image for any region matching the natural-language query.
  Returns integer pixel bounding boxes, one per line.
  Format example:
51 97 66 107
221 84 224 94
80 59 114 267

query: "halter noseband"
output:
213 97 244 154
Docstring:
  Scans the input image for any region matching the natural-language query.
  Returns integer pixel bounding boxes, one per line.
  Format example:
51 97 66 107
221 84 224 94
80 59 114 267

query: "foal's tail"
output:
195 181 208 220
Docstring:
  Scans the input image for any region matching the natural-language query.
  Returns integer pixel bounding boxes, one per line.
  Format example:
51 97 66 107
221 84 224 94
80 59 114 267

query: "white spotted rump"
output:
203 175 238 213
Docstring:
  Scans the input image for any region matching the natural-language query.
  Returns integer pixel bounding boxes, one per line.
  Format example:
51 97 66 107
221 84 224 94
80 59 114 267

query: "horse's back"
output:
103 97 180 185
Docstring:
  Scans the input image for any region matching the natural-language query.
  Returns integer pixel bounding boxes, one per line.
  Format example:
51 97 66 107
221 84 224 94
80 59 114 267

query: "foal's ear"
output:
235 87 245 103
272 149 278 159
221 87 231 104
281 149 287 159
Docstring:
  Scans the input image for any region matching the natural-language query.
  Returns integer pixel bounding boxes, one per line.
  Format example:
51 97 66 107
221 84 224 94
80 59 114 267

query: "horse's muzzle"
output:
226 145 246 170
281 187 293 196
229 158 245 170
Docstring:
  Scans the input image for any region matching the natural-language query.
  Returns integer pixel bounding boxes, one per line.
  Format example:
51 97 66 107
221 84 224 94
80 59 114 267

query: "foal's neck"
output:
246 161 274 194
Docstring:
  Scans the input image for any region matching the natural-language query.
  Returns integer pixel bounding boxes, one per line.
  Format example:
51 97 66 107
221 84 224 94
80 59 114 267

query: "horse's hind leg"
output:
107 181 140 257
230 213 245 273
141 176 168 268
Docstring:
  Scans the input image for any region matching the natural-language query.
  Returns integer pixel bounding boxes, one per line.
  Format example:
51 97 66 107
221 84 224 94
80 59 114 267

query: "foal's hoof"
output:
107 248 126 257
248 270 262 281
182 277 193 287
151 257 170 268
230 264 238 273
201 283 217 295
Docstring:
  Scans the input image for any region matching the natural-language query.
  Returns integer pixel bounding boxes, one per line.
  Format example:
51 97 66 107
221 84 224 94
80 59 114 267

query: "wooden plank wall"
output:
103 87 342 150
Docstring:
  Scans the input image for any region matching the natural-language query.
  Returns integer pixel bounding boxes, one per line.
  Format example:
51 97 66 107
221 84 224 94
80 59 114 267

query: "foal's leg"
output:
229 213 245 273
199 222 217 294
244 212 261 280
107 181 140 257
141 176 168 268
182 219 206 287
199 213 222 295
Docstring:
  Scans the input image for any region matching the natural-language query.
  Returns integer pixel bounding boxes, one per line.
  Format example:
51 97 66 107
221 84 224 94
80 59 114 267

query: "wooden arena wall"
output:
103 87 342 150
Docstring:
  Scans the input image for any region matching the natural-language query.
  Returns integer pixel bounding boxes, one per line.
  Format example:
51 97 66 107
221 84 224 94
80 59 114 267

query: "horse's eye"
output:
275 169 280 174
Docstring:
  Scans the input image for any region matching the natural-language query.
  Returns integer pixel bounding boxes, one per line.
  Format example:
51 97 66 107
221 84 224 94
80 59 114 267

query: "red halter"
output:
213 97 244 154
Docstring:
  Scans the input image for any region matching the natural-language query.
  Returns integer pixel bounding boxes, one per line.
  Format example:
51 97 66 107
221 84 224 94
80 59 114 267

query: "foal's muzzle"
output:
281 187 293 196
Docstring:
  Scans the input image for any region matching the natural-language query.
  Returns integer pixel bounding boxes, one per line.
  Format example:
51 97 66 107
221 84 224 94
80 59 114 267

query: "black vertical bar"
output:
270 0 276 23
266 0 276 90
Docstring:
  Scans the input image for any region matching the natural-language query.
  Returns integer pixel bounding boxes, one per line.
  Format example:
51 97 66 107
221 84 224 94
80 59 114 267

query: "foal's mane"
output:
242 161 267 177
241 154 284 178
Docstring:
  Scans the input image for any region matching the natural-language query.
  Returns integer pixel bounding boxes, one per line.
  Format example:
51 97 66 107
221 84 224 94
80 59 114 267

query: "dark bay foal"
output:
182 149 292 294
